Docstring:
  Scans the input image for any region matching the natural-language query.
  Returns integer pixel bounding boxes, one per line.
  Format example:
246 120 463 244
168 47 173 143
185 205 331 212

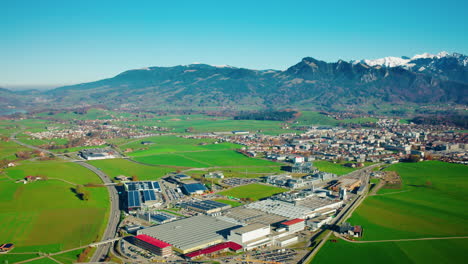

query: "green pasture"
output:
5 160 105 185
214 199 243 207
313 160 368 175
0 179 109 255
88 158 175 180
313 161 468 264
294 111 377 127
312 236 468 264
133 154 211 168
0 140 30 160
219 183 287 201
124 135 240 156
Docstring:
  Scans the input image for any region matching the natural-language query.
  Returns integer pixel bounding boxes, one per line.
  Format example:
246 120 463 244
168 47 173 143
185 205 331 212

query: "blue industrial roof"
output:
128 191 142 208
182 183 207 194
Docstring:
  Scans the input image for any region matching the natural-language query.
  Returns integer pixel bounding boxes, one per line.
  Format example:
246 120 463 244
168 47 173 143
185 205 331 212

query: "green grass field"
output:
6 160 105 185
218 183 287 201
312 161 468 263
313 235 468 264
294 111 378 127
214 199 243 207
123 135 227 154
313 160 370 175
124 136 280 169
88 158 175 180
0 140 30 160
0 161 109 263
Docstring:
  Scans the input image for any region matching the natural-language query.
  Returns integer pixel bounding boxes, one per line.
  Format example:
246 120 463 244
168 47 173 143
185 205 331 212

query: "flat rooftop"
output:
232 223 269 234
222 207 286 226
246 199 314 219
138 215 240 252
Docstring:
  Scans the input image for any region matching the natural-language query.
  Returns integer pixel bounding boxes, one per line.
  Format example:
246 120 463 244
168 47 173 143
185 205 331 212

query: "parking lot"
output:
222 178 259 186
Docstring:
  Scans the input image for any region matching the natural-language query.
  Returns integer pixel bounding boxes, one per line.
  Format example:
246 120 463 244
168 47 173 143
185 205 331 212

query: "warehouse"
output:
79 148 115 160
134 234 172 257
279 218 305 233
181 183 207 195
125 181 161 192
220 207 286 226
137 215 240 254
246 199 316 219
228 224 272 250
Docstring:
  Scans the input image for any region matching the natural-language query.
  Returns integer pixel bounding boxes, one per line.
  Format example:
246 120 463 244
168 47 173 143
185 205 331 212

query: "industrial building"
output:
246 199 316 219
279 219 305 233
330 178 361 192
79 148 115 160
134 234 172 257
136 211 177 224
137 215 240 254
180 199 231 215
228 224 272 249
125 181 162 211
306 215 333 231
185 242 242 260
0 243 14 253
181 183 207 195
219 207 287 226
291 162 316 173
204 171 224 179
125 181 161 192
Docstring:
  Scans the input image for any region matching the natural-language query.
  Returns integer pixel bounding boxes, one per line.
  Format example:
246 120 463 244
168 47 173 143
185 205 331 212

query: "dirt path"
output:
335 232 468 243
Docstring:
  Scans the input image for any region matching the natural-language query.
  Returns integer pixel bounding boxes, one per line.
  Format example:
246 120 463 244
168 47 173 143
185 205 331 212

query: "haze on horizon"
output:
2 0 467 89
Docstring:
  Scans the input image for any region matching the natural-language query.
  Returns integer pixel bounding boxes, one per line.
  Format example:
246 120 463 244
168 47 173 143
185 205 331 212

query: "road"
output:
13 238 121 264
10 130 121 262
75 162 121 262
299 164 380 264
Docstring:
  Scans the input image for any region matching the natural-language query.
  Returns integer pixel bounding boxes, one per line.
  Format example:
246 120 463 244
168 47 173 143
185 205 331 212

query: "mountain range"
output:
2 52 468 112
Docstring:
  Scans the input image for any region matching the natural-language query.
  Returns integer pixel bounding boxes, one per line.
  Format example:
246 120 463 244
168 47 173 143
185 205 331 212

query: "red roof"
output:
281 218 305 226
135 234 171 248
185 242 242 258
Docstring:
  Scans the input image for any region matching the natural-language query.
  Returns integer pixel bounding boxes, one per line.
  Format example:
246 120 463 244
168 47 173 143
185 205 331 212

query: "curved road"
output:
10 131 121 262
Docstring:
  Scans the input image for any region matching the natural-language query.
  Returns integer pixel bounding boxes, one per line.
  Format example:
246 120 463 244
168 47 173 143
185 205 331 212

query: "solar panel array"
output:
153 182 161 191
128 191 142 208
142 190 157 201
182 200 229 212
126 181 158 191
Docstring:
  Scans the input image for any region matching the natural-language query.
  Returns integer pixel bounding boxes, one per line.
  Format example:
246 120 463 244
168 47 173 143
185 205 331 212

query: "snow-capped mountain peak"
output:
411 52 436 60
360 56 412 68
355 51 456 68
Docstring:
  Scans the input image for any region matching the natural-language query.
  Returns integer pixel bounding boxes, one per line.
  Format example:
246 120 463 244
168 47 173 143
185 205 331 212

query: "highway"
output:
10 130 121 262
75 161 121 262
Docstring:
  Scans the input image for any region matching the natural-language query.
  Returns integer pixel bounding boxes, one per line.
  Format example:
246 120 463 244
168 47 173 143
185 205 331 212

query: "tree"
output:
131 175 139 181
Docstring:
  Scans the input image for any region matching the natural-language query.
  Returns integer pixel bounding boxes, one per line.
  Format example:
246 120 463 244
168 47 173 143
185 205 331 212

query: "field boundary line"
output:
335 233 468 243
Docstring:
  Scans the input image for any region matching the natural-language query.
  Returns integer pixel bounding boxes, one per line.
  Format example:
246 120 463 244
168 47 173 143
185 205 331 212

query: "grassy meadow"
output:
312 161 468 264
0 162 109 263
88 158 175 181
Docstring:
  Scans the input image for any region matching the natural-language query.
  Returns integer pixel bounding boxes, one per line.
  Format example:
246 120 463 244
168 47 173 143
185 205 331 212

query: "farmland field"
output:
313 235 467 264
6 160 106 185
219 183 287 201
214 199 243 207
0 162 109 263
312 161 468 263
313 160 372 175
88 158 175 180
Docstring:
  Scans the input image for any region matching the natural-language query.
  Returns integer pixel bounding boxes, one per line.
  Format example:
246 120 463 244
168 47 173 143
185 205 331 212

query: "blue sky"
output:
1 0 467 88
